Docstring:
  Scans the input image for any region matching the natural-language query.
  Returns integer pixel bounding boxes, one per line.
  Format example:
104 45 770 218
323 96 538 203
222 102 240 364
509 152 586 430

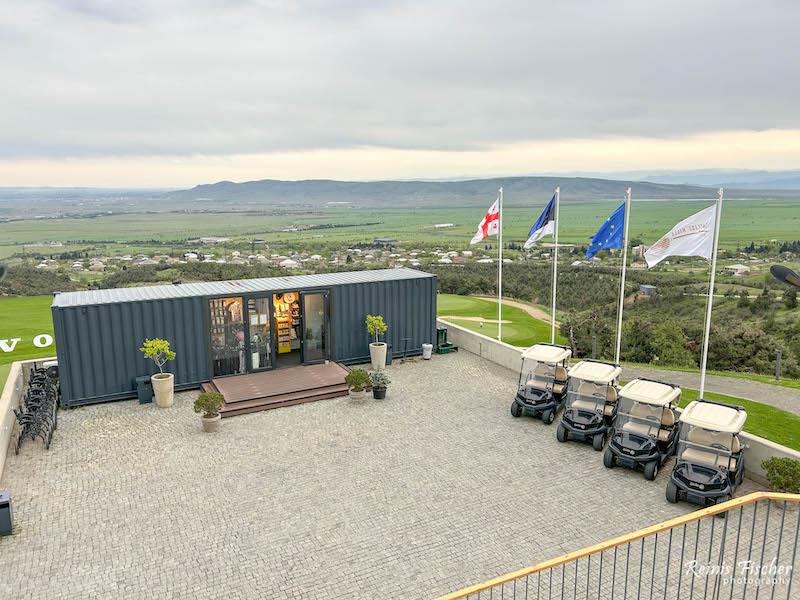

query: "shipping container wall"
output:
53 297 210 407
331 277 437 363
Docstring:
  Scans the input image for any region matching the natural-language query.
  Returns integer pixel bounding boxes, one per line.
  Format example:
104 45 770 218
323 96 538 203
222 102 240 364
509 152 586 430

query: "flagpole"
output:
550 187 560 343
497 187 503 342
614 187 632 364
699 188 723 398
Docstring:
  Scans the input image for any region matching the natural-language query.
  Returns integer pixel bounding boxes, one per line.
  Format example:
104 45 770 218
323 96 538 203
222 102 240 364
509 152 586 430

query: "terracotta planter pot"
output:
349 388 367 401
202 414 221 433
151 373 174 408
369 342 387 371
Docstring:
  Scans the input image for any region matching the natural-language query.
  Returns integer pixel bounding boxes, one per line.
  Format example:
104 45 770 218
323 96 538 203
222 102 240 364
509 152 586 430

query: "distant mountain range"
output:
543 169 800 190
164 175 799 206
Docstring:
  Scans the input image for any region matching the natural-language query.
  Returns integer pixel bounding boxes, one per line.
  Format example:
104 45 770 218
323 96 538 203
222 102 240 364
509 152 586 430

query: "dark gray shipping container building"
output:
52 268 437 407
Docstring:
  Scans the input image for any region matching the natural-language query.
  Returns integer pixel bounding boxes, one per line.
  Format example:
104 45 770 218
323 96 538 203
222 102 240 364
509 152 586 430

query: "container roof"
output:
619 379 681 406
568 360 621 383
521 343 571 363
52 268 435 307
679 400 747 433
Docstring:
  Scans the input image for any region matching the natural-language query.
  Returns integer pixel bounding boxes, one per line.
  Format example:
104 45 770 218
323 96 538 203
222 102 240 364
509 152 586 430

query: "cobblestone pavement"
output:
621 365 800 416
0 352 788 599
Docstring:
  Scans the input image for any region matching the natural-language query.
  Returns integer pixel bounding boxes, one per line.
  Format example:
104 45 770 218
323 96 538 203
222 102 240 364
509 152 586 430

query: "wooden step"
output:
220 384 349 417
200 381 219 394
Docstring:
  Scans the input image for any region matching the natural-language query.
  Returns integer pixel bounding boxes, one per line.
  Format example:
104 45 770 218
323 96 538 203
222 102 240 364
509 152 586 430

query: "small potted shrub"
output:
194 391 225 433
762 457 800 510
370 369 390 399
140 338 176 408
345 368 371 401
366 314 388 370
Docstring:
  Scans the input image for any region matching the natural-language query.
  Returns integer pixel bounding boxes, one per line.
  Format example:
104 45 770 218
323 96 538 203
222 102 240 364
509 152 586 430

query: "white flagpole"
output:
614 187 632 364
699 188 723 398
497 187 503 342
550 187 560 344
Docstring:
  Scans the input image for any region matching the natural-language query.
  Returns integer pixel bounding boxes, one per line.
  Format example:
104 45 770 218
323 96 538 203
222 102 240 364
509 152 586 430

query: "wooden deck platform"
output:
204 362 351 417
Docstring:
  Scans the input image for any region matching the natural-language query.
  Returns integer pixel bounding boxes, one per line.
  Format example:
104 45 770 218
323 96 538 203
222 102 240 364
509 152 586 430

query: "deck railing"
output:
434 492 800 600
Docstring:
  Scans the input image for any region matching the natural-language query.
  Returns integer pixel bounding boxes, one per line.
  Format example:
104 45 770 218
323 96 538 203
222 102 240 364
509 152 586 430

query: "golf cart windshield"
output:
566 378 615 414
616 397 669 440
521 359 560 392
677 425 739 472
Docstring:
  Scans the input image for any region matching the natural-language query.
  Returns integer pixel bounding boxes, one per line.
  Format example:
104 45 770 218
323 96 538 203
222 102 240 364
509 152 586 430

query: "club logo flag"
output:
470 195 500 245
586 202 626 259
644 205 716 268
523 195 556 249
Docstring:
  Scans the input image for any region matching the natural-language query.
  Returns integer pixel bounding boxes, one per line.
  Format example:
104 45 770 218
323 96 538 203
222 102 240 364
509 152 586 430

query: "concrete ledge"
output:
437 319 800 487
0 357 57 484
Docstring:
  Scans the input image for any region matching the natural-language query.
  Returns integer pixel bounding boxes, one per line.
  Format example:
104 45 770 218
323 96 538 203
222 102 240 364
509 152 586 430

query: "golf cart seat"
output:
681 448 738 471
682 428 740 471
525 364 568 394
621 420 673 442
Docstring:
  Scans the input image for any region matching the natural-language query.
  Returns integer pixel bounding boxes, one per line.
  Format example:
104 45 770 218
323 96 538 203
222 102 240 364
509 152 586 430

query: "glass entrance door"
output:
209 297 246 377
246 297 273 371
300 291 329 364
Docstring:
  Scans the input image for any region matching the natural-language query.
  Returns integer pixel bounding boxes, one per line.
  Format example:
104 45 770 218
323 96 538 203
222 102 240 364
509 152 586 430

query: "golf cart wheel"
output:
715 494 732 517
592 433 606 451
510 402 522 418
556 423 568 443
644 461 659 481
666 480 679 504
603 448 615 469
541 409 555 425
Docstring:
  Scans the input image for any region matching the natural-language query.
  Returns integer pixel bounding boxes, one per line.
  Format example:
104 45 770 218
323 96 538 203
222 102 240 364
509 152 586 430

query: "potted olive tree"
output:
366 314 388 370
370 369 390 399
194 391 225 433
140 338 176 408
345 368 371 401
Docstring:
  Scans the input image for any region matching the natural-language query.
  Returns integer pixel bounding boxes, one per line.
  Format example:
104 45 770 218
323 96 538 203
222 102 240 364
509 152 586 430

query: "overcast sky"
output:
2 0 799 186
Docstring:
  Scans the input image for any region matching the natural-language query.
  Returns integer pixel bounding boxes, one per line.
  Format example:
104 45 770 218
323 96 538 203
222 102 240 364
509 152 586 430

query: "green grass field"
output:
2 198 799 259
437 294 568 347
0 296 55 388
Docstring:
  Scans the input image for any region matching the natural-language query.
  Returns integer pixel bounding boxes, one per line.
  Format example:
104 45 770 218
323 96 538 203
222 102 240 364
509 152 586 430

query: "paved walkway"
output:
621 365 800 416
0 352 786 599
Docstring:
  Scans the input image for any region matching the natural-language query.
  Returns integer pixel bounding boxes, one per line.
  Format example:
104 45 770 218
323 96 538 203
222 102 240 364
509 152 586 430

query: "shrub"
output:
345 368 371 392
140 338 176 374
370 369 390 389
366 314 388 344
761 457 800 494
194 392 225 418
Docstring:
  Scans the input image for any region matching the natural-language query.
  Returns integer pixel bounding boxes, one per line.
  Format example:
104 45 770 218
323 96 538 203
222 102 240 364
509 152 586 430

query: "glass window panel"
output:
209 297 246 377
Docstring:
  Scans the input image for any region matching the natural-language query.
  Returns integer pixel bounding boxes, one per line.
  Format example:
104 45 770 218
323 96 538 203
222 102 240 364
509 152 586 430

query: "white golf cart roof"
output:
679 400 747 434
568 360 621 384
521 344 571 363
619 379 681 407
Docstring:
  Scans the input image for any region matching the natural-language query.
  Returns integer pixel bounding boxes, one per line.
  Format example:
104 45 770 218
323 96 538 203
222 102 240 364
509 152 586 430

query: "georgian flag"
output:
523 194 556 249
644 204 717 268
470 195 500 245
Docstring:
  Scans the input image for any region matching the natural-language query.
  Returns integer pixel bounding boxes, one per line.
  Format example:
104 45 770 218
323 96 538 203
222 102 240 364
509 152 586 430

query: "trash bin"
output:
422 343 433 360
135 375 153 404
0 491 12 537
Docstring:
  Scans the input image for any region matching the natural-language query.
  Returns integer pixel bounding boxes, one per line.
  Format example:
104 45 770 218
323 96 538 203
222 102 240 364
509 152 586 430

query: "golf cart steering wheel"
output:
646 416 659 422
711 443 728 450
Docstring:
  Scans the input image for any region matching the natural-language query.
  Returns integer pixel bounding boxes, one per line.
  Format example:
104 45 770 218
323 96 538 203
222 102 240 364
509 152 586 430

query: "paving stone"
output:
0 352 792 599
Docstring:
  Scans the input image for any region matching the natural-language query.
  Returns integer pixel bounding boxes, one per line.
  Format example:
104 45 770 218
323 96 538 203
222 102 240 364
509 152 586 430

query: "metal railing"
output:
434 492 800 600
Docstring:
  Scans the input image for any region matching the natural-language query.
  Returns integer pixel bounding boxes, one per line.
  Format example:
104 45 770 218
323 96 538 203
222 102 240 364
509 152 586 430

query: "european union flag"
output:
586 202 626 259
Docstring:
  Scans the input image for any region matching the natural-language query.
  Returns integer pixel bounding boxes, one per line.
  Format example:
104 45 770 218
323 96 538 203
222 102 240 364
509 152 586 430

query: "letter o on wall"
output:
33 334 54 348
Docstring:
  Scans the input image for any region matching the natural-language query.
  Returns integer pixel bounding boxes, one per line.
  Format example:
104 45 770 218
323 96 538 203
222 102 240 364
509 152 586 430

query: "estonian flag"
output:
587 202 626 259
523 195 556 249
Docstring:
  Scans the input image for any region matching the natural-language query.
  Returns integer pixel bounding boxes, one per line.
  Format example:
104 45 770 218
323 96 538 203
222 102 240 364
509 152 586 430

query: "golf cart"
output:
556 359 621 451
511 343 571 425
603 378 681 480
666 399 747 507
